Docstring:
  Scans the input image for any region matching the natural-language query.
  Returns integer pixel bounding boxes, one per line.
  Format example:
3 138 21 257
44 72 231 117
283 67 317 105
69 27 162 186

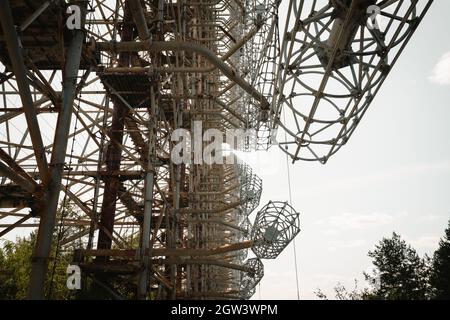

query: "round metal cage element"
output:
239 217 252 240
273 0 431 163
243 0 281 151
240 258 264 293
240 285 257 300
251 201 301 259
238 163 263 215
238 248 249 262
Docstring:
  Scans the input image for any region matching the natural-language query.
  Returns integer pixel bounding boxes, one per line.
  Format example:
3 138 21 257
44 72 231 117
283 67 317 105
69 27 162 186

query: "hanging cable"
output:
258 282 262 300
282 105 300 300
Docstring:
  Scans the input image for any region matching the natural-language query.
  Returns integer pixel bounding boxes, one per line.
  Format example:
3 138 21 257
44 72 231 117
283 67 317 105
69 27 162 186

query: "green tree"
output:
0 232 74 300
315 279 365 300
0 204 82 300
430 220 450 299
0 235 35 299
364 232 432 300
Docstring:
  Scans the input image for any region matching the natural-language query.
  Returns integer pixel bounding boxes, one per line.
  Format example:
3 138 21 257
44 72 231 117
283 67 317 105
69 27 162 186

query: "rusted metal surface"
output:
0 0 432 300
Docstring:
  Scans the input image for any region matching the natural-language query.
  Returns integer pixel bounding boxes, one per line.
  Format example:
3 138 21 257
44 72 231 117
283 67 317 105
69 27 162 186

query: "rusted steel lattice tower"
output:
0 0 432 299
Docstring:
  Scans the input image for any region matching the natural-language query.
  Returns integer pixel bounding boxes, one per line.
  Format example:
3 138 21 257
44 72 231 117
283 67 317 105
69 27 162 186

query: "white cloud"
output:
315 212 395 231
408 235 440 251
417 213 441 222
328 239 367 252
330 239 367 249
301 160 450 197
429 51 450 85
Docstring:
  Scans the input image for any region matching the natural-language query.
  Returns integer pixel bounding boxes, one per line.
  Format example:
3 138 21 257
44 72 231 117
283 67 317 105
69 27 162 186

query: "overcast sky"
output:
1 0 449 301
243 0 450 300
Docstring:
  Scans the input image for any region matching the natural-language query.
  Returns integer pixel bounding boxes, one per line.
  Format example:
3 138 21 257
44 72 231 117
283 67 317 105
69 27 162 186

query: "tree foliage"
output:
0 232 73 299
314 280 365 300
363 232 432 300
0 204 81 300
430 220 450 299
0 234 35 299
316 231 438 300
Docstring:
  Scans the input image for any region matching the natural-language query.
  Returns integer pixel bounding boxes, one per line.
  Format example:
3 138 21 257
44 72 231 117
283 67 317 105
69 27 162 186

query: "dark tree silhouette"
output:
431 220 450 299
364 232 432 300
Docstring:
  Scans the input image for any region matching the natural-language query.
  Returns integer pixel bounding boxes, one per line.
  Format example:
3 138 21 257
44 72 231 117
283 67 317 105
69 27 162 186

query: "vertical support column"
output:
137 86 158 299
95 101 127 252
171 161 181 299
27 1 87 299
129 0 154 298
96 3 133 253
169 70 184 299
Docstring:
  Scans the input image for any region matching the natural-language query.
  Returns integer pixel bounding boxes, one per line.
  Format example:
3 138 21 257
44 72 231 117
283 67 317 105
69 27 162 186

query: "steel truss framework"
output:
0 0 432 300
273 0 433 163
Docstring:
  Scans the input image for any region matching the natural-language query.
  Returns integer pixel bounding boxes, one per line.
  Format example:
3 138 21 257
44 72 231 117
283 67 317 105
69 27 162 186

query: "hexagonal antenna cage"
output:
240 285 256 300
238 217 252 241
251 201 301 259
242 216 252 232
238 248 249 262
237 163 262 215
240 257 264 295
